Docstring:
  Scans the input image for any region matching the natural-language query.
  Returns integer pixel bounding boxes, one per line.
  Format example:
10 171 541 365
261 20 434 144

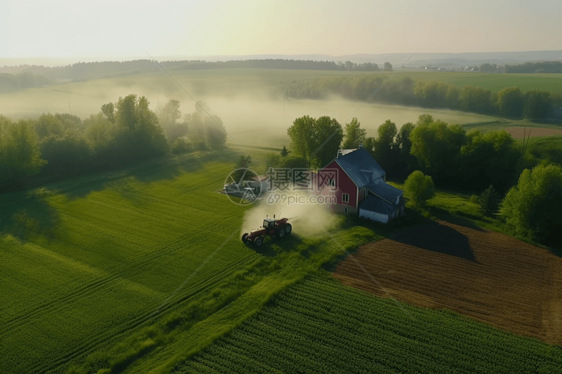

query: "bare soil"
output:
505 127 562 138
333 221 562 345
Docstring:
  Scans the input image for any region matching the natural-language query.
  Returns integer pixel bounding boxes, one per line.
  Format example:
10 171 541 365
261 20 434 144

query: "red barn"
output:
319 145 405 223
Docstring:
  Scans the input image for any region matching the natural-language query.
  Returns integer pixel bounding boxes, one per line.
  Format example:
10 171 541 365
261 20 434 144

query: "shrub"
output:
478 185 500 217
404 171 435 207
500 164 562 244
171 138 192 155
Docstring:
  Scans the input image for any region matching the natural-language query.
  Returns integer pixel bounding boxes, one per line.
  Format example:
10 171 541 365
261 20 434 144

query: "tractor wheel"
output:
242 233 249 243
284 224 292 235
254 236 264 246
277 228 285 239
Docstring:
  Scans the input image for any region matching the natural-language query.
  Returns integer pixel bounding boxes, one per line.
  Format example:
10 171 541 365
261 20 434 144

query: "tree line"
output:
286 76 562 121
505 61 562 74
275 114 561 245
16 59 388 83
0 96 226 192
0 73 51 93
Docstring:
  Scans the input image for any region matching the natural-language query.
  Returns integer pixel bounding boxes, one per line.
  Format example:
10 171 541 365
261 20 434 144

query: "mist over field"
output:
0 69 499 149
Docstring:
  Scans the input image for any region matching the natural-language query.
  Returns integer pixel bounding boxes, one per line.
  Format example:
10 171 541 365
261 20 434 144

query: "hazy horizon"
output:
2 0 561 62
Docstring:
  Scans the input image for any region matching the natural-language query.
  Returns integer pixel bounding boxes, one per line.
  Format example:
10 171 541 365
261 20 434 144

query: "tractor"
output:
242 215 292 246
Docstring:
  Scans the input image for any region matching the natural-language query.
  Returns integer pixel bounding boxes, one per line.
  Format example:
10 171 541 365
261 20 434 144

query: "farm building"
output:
319 145 405 223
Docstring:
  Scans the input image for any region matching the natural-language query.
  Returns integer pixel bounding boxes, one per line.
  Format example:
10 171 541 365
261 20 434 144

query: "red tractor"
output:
242 216 292 246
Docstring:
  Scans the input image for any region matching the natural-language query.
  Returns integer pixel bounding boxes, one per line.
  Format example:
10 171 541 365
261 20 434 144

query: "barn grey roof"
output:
367 180 403 204
359 196 398 215
334 147 386 188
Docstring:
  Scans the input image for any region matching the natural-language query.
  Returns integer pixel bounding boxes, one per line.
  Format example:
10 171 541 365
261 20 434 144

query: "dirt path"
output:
334 221 562 345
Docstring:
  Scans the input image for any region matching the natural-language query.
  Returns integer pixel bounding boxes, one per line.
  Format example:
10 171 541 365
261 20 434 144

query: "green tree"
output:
39 129 91 176
409 116 466 179
204 114 227 149
265 153 281 169
287 115 316 167
84 113 113 152
383 62 393 71
500 164 562 244
156 99 189 144
101 102 115 123
171 138 192 155
280 145 289 157
404 170 435 207
373 120 398 172
34 113 63 140
279 155 309 169
497 87 524 118
478 185 500 217
341 117 366 149
0 117 46 185
460 86 494 114
314 116 343 168
394 122 417 179
287 115 342 168
113 94 169 159
184 102 226 149
460 130 520 192
523 90 552 121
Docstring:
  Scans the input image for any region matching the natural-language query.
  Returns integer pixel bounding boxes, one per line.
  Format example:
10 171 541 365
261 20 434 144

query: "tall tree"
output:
460 86 494 114
501 164 562 244
0 117 46 185
84 113 113 152
287 115 317 167
342 117 366 149
184 101 226 149
409 116 466 180
287 115 342 168
156 99 189 144
395 122 417 179
314 116 343 168
373 120 398 172
497 87 524 118
523 90 552 121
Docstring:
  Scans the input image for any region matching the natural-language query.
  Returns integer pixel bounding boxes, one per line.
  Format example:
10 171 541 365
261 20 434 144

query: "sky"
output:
1 0 561 60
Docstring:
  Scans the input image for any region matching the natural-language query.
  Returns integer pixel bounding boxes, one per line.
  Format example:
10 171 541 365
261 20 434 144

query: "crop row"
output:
174 276 562 374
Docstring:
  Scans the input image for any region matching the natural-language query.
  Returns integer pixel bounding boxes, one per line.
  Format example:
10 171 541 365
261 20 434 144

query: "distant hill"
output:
2 50 561 69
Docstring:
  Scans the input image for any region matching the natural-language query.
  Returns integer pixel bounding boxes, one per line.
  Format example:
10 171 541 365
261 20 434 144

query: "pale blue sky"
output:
1 0 561 59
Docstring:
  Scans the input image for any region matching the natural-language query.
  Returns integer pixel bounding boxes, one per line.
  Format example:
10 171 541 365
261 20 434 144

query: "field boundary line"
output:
305 213 415 321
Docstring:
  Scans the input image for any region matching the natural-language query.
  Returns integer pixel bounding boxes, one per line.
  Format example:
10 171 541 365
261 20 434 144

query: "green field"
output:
0 148 378 373
2 146 561 373
2 67 562 373
174 275 562 374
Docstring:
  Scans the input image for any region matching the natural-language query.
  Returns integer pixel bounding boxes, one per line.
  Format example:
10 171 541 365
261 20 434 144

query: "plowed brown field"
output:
334 221 562 345
505 127 562 138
